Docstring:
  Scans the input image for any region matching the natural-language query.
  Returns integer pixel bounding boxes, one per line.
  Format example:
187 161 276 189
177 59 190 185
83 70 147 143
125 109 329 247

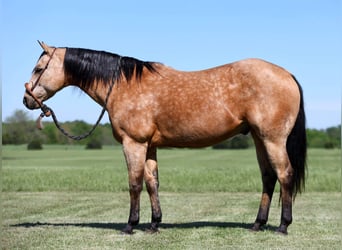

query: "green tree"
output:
27 139 43 150
2 110 35 144
42 123 58 144
213 134 250 149
326 125 341 148
85 138 103 149
306 125 341 148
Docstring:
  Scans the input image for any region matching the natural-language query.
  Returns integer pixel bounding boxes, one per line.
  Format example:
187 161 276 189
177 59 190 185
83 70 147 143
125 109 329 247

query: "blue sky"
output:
2 0 341 129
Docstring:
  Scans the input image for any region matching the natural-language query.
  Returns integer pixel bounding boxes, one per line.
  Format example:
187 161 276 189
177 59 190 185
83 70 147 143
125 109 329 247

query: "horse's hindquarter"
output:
230 59 301 139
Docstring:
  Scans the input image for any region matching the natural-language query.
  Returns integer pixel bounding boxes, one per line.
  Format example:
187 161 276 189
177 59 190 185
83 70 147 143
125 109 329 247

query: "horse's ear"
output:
37 40 54 55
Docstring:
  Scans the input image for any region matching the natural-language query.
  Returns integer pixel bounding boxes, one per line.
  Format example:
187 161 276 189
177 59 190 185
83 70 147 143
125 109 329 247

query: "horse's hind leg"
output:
265 140 294 234
254 135 294 234
251 132 277 231
144 146 162 233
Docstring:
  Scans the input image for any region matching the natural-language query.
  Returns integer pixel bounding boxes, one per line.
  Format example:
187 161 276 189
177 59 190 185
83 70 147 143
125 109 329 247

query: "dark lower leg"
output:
252 195 272 230
276 186 293 234
276 159 294 234
122 183 143 234
252 174 277 231
147 184 162 232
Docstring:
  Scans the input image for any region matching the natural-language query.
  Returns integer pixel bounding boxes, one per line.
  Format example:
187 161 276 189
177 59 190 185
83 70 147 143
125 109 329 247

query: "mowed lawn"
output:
2 146 341 249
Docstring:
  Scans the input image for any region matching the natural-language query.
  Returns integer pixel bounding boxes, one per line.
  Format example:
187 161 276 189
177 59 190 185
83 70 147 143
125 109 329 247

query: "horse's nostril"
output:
23 97 28 106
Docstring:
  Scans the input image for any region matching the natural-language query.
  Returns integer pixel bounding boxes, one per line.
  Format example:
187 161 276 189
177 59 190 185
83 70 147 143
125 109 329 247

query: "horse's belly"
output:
151 113 245 148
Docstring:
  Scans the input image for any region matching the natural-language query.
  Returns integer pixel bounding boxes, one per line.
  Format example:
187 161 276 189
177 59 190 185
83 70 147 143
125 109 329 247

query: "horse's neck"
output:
78 81 112 107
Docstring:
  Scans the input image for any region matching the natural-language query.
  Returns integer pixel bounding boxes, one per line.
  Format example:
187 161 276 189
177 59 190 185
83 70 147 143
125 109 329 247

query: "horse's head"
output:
23 41 66 110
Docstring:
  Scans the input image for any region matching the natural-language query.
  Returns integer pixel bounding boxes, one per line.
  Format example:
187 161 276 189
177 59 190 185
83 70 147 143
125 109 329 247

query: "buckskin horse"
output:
23 41 306 235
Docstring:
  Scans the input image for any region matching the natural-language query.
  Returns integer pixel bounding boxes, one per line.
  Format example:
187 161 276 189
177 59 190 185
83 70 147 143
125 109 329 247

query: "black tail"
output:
286 75 307 200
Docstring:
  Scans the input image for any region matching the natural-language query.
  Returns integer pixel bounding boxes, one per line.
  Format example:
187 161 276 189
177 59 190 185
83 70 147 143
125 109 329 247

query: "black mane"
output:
63 48 157 90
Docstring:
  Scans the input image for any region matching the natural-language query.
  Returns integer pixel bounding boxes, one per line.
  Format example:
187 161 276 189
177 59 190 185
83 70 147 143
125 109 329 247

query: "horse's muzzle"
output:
23 96 29 108
23 95 38 110
24 82 43 110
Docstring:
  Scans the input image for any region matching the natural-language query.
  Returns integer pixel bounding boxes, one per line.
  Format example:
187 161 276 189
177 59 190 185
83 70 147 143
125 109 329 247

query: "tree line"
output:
2 110 341 149
2 110 117 148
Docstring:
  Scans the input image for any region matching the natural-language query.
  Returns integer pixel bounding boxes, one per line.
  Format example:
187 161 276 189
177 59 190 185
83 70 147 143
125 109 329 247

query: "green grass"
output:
2 192 341 249
2 146 341 249
2 146 340 192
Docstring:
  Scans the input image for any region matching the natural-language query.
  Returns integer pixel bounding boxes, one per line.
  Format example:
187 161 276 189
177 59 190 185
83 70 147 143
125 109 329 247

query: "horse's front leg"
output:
121 138 147 234
144 147 162 233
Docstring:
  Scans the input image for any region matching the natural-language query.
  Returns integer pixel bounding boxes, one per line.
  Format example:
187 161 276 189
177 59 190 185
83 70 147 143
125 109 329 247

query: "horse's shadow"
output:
11 221 277 232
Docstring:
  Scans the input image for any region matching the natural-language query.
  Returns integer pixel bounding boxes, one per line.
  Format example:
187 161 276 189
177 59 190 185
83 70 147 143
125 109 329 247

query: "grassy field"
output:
2 146 341 249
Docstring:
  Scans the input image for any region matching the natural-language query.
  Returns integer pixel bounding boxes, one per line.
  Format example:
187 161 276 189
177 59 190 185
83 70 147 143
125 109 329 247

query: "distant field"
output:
2 146 341 249
2 145 341 192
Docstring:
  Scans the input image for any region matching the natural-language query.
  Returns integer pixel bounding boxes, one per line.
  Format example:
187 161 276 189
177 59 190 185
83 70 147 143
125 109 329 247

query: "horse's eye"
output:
33 67 43 74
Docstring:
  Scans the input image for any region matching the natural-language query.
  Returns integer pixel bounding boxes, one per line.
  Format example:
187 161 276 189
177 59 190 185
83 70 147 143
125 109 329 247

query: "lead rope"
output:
38 102 107 141
36 57 121 141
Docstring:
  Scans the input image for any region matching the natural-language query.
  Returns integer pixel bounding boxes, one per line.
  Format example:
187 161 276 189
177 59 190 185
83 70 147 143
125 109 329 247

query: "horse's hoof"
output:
250 222 263 232
144 222 160 234
121 225 134 235
275 225 288 235
145 228 160 234
249 228 259 233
